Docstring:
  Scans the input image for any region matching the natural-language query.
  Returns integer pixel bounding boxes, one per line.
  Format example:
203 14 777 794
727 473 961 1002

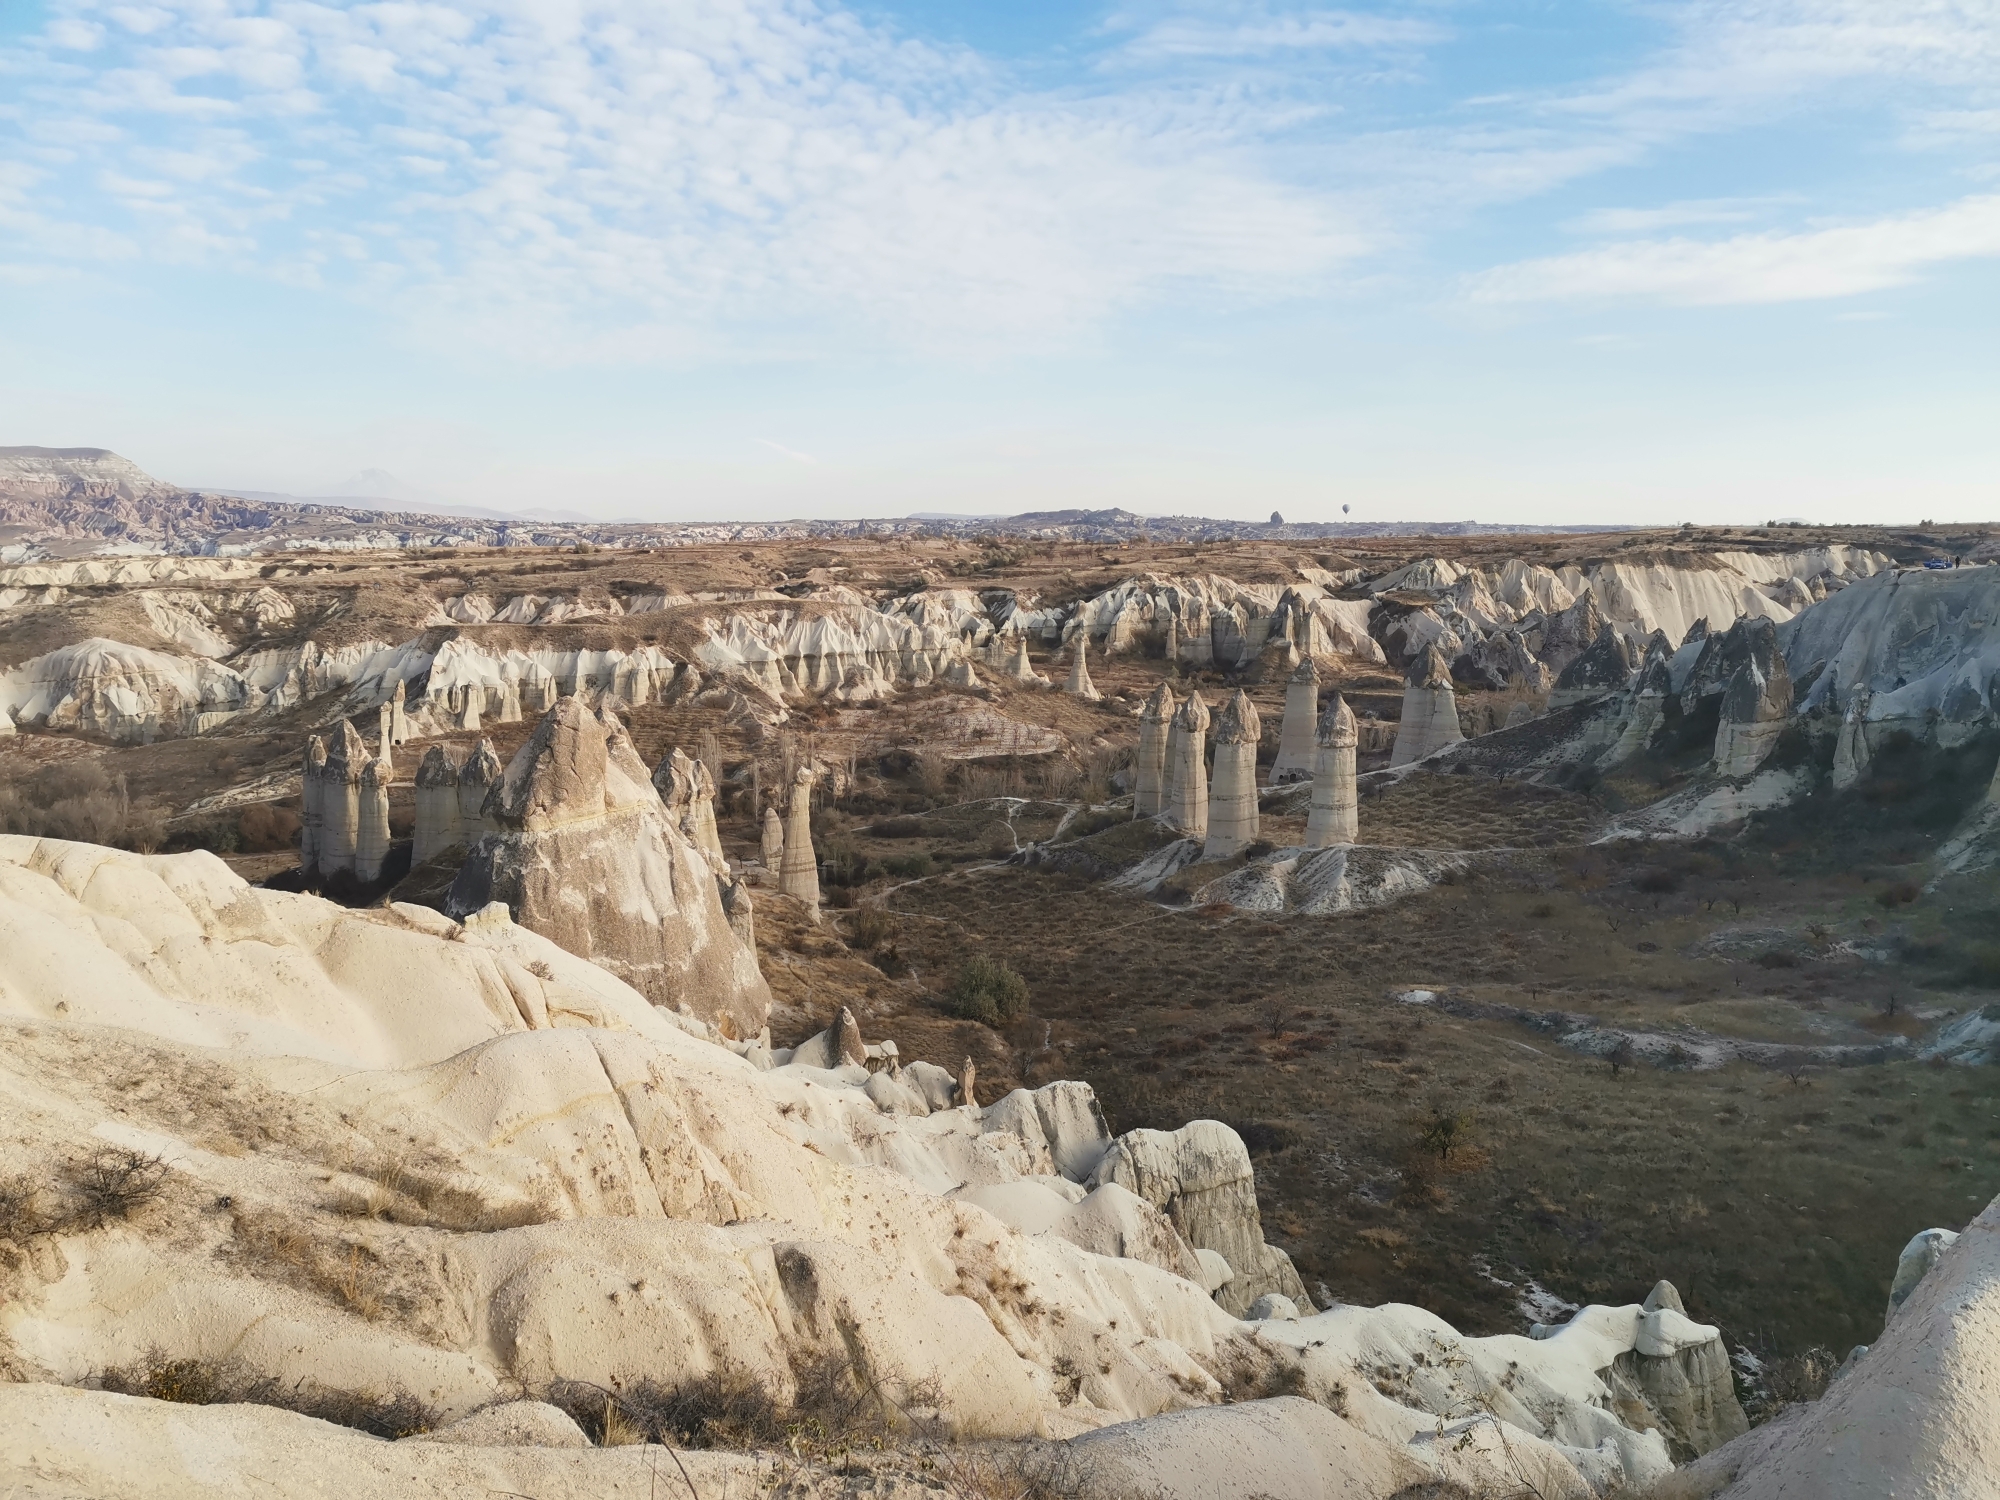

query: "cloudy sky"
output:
2 0 1996 523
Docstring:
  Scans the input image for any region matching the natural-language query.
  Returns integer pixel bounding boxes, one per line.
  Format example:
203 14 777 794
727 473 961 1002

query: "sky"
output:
1 0 1997 525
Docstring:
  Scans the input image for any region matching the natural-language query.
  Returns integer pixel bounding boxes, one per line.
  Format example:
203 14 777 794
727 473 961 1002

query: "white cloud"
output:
1563 197 1789 235
1109 9 1448 62
1468 194 2000 305
2 0 1374 356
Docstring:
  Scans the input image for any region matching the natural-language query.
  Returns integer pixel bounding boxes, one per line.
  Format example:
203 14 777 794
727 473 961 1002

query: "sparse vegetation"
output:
99 1352 440 1438
943 954 1030 1026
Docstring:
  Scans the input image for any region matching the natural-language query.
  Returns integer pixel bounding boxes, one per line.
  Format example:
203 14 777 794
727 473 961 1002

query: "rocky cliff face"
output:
445 698 772 1039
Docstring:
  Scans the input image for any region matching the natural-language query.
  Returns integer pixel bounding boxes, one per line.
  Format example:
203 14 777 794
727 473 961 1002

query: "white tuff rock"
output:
1304 692 1358 849
1270 656 1320 784
1202 690 1261 859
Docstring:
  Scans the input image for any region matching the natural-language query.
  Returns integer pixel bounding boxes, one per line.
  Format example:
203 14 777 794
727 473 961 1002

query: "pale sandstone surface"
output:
0 834 1747 1499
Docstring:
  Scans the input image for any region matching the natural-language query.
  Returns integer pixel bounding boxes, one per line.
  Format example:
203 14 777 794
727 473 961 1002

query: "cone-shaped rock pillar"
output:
388 678 410 745
1304 693 1358 849
1203 690 1262 859
458 739 502 843
1390 646 1465 767
1270 656 1320 784
1065 634 1101 701
1134 682 1177 817
779 765 820 909
1166 690 1210 841
413 746 463 864
1714 629 1793 778
300 736 327 876
760 805 785 869
355 759 391 882
376 702 394 775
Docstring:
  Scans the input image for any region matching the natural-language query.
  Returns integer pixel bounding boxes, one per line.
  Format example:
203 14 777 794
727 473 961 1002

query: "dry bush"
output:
547 1352 921 1457
236 802 301 852
0 763 166 851
66 1148 169 1229
931 1441 1106 1500
100 1351 439 1438
851 904 894 950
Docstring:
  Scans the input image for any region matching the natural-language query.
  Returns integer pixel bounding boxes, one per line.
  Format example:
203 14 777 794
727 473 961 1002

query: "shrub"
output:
0 762 165 851
1960 944 2000 989
850 904 893 950
868 816 925 838
1635 868 1681 894
882 852 934 879
943 955 1029 1026
1877 881 1921 908
1418 1106 1474 1163
100 1353 439 1438
66 1148 169 1229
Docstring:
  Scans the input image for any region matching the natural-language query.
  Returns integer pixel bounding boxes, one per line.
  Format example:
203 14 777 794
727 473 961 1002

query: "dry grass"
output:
99 1351 439 1438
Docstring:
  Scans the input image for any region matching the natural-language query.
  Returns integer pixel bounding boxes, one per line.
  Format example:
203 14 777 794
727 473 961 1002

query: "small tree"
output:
1418 1106 1473 1164
1608 1037 1637 1077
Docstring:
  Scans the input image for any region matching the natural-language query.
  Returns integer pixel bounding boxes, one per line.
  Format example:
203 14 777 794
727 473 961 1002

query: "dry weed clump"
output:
547 1351 932 1457
99 1351 439 1438
0 1149 169 1240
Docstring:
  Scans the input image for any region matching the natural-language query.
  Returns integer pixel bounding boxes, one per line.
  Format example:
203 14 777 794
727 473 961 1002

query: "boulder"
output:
446 696 772 1039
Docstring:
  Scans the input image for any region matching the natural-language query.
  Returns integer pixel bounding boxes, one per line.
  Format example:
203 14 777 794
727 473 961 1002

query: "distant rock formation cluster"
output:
300 721 391 883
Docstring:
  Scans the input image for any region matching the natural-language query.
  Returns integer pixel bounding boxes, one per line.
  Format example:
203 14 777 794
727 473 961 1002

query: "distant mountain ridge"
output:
0 445 1631 560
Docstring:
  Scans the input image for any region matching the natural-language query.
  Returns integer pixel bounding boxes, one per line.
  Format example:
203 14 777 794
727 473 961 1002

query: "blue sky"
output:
2 0 1997 523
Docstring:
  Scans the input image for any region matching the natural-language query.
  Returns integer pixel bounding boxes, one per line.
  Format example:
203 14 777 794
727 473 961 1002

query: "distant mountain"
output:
325 468 443 505
0 445 1635 562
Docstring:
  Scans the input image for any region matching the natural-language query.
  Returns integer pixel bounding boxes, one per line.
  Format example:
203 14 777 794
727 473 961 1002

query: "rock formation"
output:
654 748 727 866
1593 1280 1749 1462
1549 623 1638 709
1270 656 1319 783
1831 688 1873 789
1713 624 1793 778
1202 690 1261 859
376 701 394 773
387 678 410 744
1389 646 1465 767
778 764 820 909
458 739 502 841
1089 1120 1312 1317
301 721 389 883
759 805 784 869
1134 682 1176 817
1304 691 1358 849
412 746 463 864
1063 634 1101 701
999 635 1041 685
446 696 772 1037
0 833 1804 1499
1607 653 1671 763
355 759 391 883
1165 689 1210 841
299 736 326 872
